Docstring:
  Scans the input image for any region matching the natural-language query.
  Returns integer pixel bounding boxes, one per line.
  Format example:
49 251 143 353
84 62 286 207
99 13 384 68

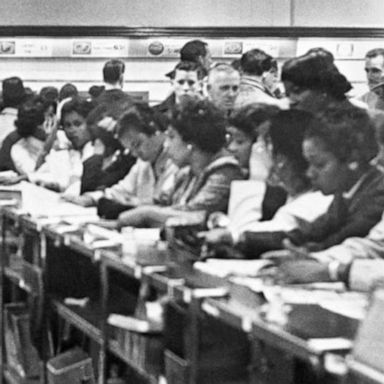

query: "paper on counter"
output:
308 337 353 352
194 258 273 278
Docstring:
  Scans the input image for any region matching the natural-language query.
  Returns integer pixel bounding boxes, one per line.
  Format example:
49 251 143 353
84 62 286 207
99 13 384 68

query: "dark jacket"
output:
236 166 384 258
80 150 136 194
153 93 176 119
287 166 384 251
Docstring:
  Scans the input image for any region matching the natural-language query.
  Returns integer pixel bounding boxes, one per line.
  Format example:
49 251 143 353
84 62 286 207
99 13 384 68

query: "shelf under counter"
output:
108 339 160 384
3 366 41 384
50 297 104 344
202 296 357 364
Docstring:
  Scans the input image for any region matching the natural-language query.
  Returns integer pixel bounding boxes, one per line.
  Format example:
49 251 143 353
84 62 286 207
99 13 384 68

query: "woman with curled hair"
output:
117 99 244 228
282 53 353 113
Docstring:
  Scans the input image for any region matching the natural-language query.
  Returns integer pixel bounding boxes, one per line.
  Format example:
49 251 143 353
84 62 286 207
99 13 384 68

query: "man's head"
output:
240 49 274 77
207 63 240 113
365 48 384 91
103 59 125 88
2 77 26 108
170 61 205 104
180 40 211 72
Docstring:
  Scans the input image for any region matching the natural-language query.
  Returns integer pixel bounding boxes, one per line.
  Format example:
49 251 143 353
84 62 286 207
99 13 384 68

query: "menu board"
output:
71 39 128 57
0 39 53 57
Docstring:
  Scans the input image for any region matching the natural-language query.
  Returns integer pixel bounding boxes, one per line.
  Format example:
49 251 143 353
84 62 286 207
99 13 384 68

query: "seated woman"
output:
202 110 332 256
73 103 178 218
80 120 136 194
260 105 384 277
0 97 46 174
226 103 286 223
28 97 96 194
283 106 384 252
117 98 244 228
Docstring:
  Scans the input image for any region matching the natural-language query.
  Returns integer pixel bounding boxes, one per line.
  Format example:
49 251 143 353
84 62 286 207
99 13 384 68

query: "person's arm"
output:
174 166 243 214
117 205 205 229
103 161 147 206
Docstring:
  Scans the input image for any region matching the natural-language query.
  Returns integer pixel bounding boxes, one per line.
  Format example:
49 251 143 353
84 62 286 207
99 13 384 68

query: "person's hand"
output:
36 118 59 170
97 116 117 132
277 259 330 284
261 249 296 263
0 172 27 185
282 238 310 258
117 206 152 229
36 180 61 192
61 194 95 207
197 228 233 246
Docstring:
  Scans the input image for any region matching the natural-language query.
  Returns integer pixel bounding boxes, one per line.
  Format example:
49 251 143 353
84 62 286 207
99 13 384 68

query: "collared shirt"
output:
234 76 288 110
88 144 178 206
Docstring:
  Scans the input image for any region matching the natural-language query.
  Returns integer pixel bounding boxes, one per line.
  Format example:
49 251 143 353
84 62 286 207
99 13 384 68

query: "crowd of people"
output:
2 39 384 291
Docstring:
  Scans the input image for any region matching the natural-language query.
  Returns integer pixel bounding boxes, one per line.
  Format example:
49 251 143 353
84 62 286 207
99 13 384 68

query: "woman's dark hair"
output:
117 103 168 138
171 98 226 154
282 54 352 100
305 106 378 166
269 110 314 187
60 97 96 126
15 97 45 138
229 103 280 141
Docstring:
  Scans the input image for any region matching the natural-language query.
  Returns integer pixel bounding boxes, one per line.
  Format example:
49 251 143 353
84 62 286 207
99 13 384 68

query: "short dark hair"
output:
240 49 274 76
282 53 352 100
169 61 206 80
117 103 167 138
88 85 105 99
2 77 26 108
180 40 208 62
39 86 59 102
305 47 334 65
366 48 384 59
171 98 226 154
59 83 78 101
15 97 45 138
305 106 378 166
229 103 280 141
103 59 125 84
60 97 96 126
